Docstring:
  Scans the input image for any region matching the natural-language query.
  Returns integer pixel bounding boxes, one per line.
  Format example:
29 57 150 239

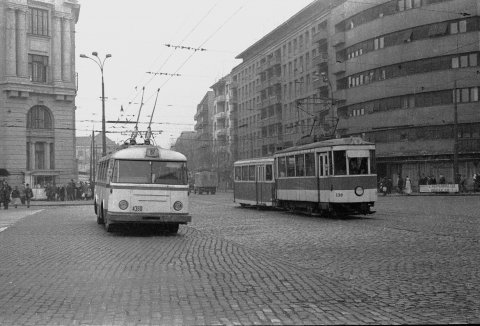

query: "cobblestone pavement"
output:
0 195 478 325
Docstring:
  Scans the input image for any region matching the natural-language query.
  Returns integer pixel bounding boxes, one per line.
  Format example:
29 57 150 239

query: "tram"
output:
94 145 191 233
233 137 377 216
233 157 275 207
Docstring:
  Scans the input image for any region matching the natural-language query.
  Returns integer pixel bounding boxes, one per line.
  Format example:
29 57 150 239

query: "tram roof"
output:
101 145 187 161
234 157 274 165
275 137 374 155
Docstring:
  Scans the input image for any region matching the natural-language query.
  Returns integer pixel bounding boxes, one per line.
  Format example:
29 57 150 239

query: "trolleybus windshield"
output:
112 160 187 185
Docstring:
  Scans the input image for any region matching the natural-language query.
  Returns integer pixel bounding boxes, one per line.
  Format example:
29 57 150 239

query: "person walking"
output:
397 175 404 194
404 176 412 195
1 181 12 209
25 183 34 208
11 186 21 208
19 183 26 205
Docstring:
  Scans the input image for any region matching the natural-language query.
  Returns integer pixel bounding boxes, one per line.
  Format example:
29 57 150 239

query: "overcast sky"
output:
75 0 315 147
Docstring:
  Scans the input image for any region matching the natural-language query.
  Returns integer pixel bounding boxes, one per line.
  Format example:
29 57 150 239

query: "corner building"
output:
0 0 80 187
331 0 480 187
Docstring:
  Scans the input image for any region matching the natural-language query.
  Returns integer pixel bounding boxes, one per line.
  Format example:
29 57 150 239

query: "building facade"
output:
0 0 80 188
193 91 214 171
331 0 480 188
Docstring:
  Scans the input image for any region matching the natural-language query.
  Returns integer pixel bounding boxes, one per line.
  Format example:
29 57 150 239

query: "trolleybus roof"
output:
100 145 187 162
275 137 374 155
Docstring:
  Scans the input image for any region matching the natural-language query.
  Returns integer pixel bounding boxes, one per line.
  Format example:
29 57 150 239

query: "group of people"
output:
43 180 93 201
0 180 34 209
378 175 412 196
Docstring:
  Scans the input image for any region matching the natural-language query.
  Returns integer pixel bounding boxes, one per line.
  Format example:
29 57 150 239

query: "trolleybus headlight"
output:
173 201 183 211
355 186 364 196
119 200 129 210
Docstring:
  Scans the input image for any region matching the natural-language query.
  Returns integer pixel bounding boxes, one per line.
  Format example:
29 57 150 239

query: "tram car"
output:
233 157 275 207
233 137 377 216
94 145 191 233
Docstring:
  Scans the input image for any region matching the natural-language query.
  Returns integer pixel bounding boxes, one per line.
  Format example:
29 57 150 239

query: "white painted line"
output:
0 227 7 233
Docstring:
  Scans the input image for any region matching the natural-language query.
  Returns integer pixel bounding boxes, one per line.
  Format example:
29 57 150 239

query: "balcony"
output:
312 52 328 66
313 29 328 43
333 61 346 75
267 75 282 87
214 94 226 103
267 55 282 68
215 111 226 120
332 32 345 47
333 88 347 103
215 128 228 137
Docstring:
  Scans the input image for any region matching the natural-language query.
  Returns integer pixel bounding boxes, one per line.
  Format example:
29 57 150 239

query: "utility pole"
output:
453 79 459 182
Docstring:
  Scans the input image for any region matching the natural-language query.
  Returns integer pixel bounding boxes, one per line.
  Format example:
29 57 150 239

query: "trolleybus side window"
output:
278 157 286 177
370 150 376 174
333 150 347 175
295 154 305 177
287 155 295 177
305 153 315 176
266 164 273 181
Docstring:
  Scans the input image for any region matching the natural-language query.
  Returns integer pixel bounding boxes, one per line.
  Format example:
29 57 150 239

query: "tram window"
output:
287 155 295 177
305 153 315 176
295 154 305 177
152 162 187 185
266 165 273 181
242 166 249 180
113 160 151 183
348 157 368 175
278 157 286 177
333 151 347 175
249 165 255 181
370 150 376 173
234 166 241 180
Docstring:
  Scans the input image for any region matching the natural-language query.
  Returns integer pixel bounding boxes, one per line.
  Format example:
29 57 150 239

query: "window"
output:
249 165 255 181
266 165 273 181
452 57 459 68
348 157 369 175
460 55 468 68
333 151 347 175
28 7 49 36
35 142 45 170
295 155 305 177
27 106 52 129
305 153 315 176
287 156 295 177
234 166 241 180
28 54 48 83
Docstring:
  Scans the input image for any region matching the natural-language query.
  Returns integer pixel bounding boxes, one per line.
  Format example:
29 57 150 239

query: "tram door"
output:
318 152 330 203
256 165 264 204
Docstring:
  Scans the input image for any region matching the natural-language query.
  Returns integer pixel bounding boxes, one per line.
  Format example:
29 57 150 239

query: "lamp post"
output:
80 52 112 157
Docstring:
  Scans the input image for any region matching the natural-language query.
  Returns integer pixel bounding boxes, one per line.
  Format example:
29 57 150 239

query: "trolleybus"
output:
94 145 191 233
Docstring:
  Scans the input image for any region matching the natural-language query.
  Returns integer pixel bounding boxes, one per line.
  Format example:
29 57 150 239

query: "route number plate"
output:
132 206 143 212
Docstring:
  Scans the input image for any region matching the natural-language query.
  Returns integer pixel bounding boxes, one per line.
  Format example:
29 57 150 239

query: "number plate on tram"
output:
132 206 143 212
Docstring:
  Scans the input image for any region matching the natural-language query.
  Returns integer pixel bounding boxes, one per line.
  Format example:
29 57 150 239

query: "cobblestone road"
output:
0 194 478 325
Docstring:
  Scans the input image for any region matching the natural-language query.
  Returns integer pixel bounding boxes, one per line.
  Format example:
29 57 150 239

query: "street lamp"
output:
80 52 112 157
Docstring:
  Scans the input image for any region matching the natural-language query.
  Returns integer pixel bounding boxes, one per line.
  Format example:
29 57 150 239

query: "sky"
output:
75 0 315 148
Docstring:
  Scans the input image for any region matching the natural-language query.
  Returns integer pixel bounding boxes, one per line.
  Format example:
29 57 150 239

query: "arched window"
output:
27 105 53 129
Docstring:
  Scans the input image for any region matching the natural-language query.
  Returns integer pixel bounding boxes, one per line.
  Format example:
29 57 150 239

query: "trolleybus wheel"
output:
96 203 104 225
104 209 113 232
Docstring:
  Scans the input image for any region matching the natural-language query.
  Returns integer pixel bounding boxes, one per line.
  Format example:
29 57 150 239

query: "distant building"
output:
0 0 81 187
193 91 215 171
76 134 118 182
171 131 197 170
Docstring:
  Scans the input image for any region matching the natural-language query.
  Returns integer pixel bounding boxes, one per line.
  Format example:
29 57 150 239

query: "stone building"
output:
193 91 214 171
0 0 80 188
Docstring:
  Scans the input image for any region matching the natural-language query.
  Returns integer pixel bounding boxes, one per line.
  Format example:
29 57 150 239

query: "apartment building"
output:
231 1 338 160
193 91 214 171
0 0 80 187
331 0 480 186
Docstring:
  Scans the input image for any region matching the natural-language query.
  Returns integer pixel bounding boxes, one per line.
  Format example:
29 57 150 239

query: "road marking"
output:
0 210 43 233
0 227 7 233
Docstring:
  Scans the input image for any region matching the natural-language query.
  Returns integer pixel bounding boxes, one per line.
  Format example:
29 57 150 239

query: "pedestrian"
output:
397 175 404 194
11 186 21 208
0 181 12 209
404 176 412 195
473 173 480 193
439 174 446 184
25 183 34 208
19 183 26 205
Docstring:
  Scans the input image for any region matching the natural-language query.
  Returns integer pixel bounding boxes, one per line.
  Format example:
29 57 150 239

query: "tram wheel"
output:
167 223 179 234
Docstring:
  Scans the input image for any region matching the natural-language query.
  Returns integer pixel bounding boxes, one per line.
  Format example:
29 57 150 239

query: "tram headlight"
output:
173 201 183 211
355 186 364 197
119 200 129 210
